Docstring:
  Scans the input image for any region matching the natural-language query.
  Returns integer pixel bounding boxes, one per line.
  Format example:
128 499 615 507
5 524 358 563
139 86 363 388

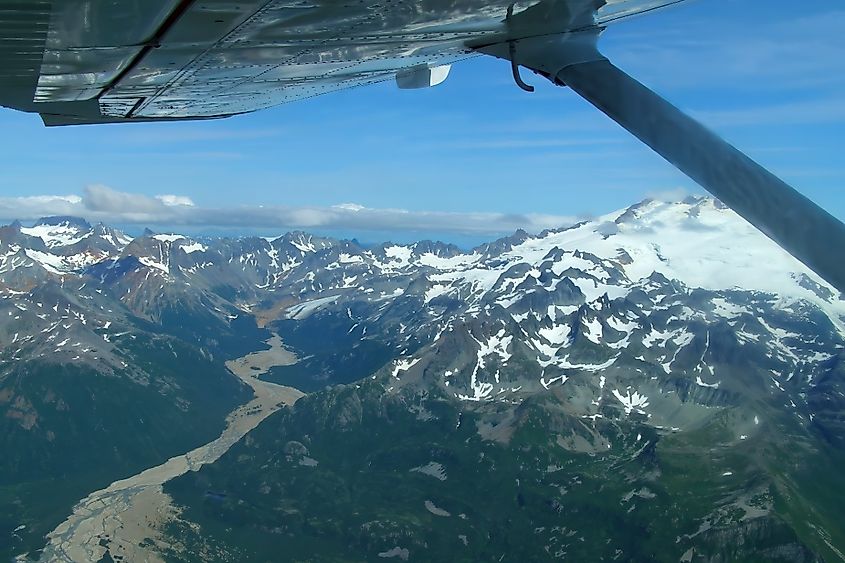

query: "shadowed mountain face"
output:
0 219 260 557
2 197 844 560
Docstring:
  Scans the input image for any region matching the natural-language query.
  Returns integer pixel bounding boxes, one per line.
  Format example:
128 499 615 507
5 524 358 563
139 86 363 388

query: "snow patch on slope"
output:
21 224 90 248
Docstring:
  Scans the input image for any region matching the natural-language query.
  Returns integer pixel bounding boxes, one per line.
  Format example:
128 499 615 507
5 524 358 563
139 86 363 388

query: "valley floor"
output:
35 335 303 563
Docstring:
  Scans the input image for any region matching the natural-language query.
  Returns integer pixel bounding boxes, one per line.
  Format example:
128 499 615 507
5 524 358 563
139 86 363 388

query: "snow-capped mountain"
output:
4 196 845 561
334 198 844 417
3 197 842 388
145 198 845 563
7 195 841 436
1 216 132 277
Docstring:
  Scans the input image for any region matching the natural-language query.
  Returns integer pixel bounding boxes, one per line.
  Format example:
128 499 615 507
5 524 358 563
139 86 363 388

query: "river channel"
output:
38 334 303 562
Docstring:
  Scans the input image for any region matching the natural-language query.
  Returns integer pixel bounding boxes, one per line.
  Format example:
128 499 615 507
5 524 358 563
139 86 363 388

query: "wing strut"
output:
478 33 845 294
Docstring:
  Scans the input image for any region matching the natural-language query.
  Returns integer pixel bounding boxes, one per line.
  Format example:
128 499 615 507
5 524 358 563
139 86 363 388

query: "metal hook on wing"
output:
506 4 535 92
509 41 535 92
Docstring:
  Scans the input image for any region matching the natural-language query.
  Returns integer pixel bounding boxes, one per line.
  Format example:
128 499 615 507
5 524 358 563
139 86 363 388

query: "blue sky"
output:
0 0 842 246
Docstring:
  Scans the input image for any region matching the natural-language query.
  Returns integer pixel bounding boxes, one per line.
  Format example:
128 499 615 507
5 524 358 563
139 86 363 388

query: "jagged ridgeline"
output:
2 198 844 561
0 217 261 557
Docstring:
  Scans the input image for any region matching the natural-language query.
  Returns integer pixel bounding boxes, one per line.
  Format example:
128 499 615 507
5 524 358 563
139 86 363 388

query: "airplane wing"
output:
0 0 678 125
2 0 844 294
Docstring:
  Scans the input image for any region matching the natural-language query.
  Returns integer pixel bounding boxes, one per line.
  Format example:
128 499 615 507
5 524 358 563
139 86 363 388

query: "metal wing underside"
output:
0 0 682 125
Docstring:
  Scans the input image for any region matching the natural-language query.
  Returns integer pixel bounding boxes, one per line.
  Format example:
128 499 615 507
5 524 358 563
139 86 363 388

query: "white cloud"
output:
156 194 196 207
83 184 165 215
333 203 366 212
0 186 578 236
0 194 84 218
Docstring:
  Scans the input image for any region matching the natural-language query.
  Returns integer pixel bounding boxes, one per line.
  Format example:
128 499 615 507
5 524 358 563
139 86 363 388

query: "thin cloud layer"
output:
610 10 845 94
0 185 579 236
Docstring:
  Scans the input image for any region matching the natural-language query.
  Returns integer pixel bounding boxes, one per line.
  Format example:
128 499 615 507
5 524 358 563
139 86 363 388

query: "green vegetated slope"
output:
162 379 843 562
259 316 400 392
0 332 254 559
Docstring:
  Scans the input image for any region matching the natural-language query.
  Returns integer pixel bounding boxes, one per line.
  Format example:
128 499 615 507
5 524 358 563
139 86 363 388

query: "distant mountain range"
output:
2 197 844 561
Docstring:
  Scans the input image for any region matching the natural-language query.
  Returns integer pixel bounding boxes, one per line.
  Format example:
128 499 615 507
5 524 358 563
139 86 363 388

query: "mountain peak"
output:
472 228 532 255
20 216 94 249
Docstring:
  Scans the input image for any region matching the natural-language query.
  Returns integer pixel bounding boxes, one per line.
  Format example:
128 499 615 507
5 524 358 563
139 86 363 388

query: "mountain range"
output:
2 197 843 561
